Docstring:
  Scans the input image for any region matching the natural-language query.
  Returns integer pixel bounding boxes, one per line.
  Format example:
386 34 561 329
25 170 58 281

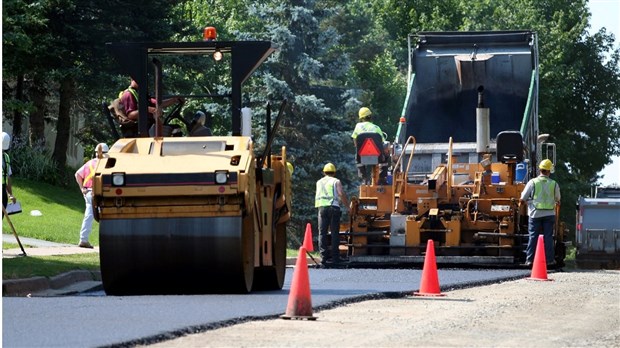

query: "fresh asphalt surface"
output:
3 267 530 347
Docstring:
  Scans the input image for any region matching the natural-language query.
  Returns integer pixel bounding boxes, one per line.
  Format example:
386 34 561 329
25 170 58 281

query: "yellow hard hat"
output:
539 159 553 171
358 107 372 119
323 162 336 173
287 162 294 174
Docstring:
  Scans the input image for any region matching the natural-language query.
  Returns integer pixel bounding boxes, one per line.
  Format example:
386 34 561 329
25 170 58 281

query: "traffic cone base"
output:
413 239 445 297
280 314 318 320
526 277 554 282
281 246 317 320
527 235 553 281
413 291 446 297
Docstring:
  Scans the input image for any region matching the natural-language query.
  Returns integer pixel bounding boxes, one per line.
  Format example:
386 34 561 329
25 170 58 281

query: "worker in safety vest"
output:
2 132 17 217
351 107 388 184
351 107 386 146
74 143 109 248
519 159 561 266
315 163 349 266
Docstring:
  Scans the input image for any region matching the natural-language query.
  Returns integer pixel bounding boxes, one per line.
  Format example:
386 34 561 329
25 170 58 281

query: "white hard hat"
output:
2 132 10 150
96 143 109 153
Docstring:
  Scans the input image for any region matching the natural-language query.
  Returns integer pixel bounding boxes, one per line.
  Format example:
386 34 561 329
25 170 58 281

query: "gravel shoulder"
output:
148 270 620 347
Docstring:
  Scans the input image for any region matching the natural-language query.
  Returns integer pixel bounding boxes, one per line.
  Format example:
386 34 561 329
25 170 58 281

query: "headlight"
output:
215 171 228 184
112 173 125 186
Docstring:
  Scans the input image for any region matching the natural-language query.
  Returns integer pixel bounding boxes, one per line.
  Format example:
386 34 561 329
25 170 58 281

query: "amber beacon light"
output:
203 26 217 41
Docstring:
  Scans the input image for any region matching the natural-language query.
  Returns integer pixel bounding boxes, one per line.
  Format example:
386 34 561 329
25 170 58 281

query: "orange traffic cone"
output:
527 235 553 281
281 247 317 320
302 223 314 252
414 239 445 296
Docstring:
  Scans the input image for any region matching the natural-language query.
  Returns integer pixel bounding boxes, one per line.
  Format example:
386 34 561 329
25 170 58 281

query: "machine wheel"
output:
100 215 254 295
252 190 287 291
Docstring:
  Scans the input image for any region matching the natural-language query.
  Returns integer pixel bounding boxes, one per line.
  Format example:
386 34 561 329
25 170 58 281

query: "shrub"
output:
6 137 73 187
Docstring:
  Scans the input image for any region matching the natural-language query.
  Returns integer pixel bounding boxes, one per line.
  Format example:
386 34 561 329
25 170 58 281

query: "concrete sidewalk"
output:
3 234 99 258
3 245 99 258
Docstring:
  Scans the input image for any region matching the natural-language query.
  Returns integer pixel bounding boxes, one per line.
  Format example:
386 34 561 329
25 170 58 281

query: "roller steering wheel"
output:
163 99 189 128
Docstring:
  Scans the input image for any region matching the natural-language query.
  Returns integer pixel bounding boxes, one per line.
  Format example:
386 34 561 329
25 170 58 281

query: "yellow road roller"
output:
93 36 291 295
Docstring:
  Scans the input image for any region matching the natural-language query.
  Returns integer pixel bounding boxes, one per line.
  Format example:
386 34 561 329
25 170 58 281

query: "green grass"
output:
287 249 319 258
3 178 100 280
3 253 100 280
2 178 98 245
563 245 577 269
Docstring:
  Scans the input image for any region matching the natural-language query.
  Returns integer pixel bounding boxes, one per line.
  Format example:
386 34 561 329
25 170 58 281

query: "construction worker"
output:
315 163 349 266
351 107 386 146
2 132 17 217
74 143 109 248
519 159 561 266
118 77 182 137
351 107 388 184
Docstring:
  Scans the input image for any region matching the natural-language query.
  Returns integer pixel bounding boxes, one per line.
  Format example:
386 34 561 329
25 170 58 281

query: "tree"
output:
464 0 620 225
2 0 50 144
3 0 187 176
226 0 358 240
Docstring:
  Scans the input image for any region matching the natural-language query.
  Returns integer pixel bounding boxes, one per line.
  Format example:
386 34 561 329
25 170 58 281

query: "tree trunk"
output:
29 76 47 147
12 74 24 141
53 77 73 169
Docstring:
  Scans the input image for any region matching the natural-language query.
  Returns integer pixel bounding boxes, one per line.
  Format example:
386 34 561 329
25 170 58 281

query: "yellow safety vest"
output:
315 176 339 207
532 176 556 210
352 121 385 141
119 87 138 101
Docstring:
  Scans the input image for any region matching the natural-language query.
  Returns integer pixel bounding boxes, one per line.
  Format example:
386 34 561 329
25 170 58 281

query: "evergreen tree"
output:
233 0 359 241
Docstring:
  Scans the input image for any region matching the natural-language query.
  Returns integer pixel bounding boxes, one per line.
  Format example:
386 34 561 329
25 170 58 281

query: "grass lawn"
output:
2 178 100 279
2 178 98 245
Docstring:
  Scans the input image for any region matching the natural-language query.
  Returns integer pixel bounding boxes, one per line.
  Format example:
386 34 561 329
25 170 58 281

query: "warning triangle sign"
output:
358 138 381 156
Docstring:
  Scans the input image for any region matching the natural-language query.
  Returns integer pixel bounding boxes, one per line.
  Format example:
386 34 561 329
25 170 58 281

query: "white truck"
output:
575 185 620 268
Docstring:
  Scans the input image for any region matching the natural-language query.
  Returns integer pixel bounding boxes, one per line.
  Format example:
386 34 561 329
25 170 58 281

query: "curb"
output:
3 270 101 297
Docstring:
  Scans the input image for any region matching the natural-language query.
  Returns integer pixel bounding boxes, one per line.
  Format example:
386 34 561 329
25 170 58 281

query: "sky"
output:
590 0 620 186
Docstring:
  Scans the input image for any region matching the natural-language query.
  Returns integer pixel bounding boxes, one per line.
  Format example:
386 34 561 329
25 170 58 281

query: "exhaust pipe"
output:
476 85 490 153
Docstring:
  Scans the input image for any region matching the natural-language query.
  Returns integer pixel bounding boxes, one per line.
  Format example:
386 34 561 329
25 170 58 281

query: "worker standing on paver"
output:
74 143 109 248
351 107 388 184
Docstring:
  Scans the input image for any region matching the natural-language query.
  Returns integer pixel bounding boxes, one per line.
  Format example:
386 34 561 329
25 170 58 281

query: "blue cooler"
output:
515 162 527 183
491 172 500 184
